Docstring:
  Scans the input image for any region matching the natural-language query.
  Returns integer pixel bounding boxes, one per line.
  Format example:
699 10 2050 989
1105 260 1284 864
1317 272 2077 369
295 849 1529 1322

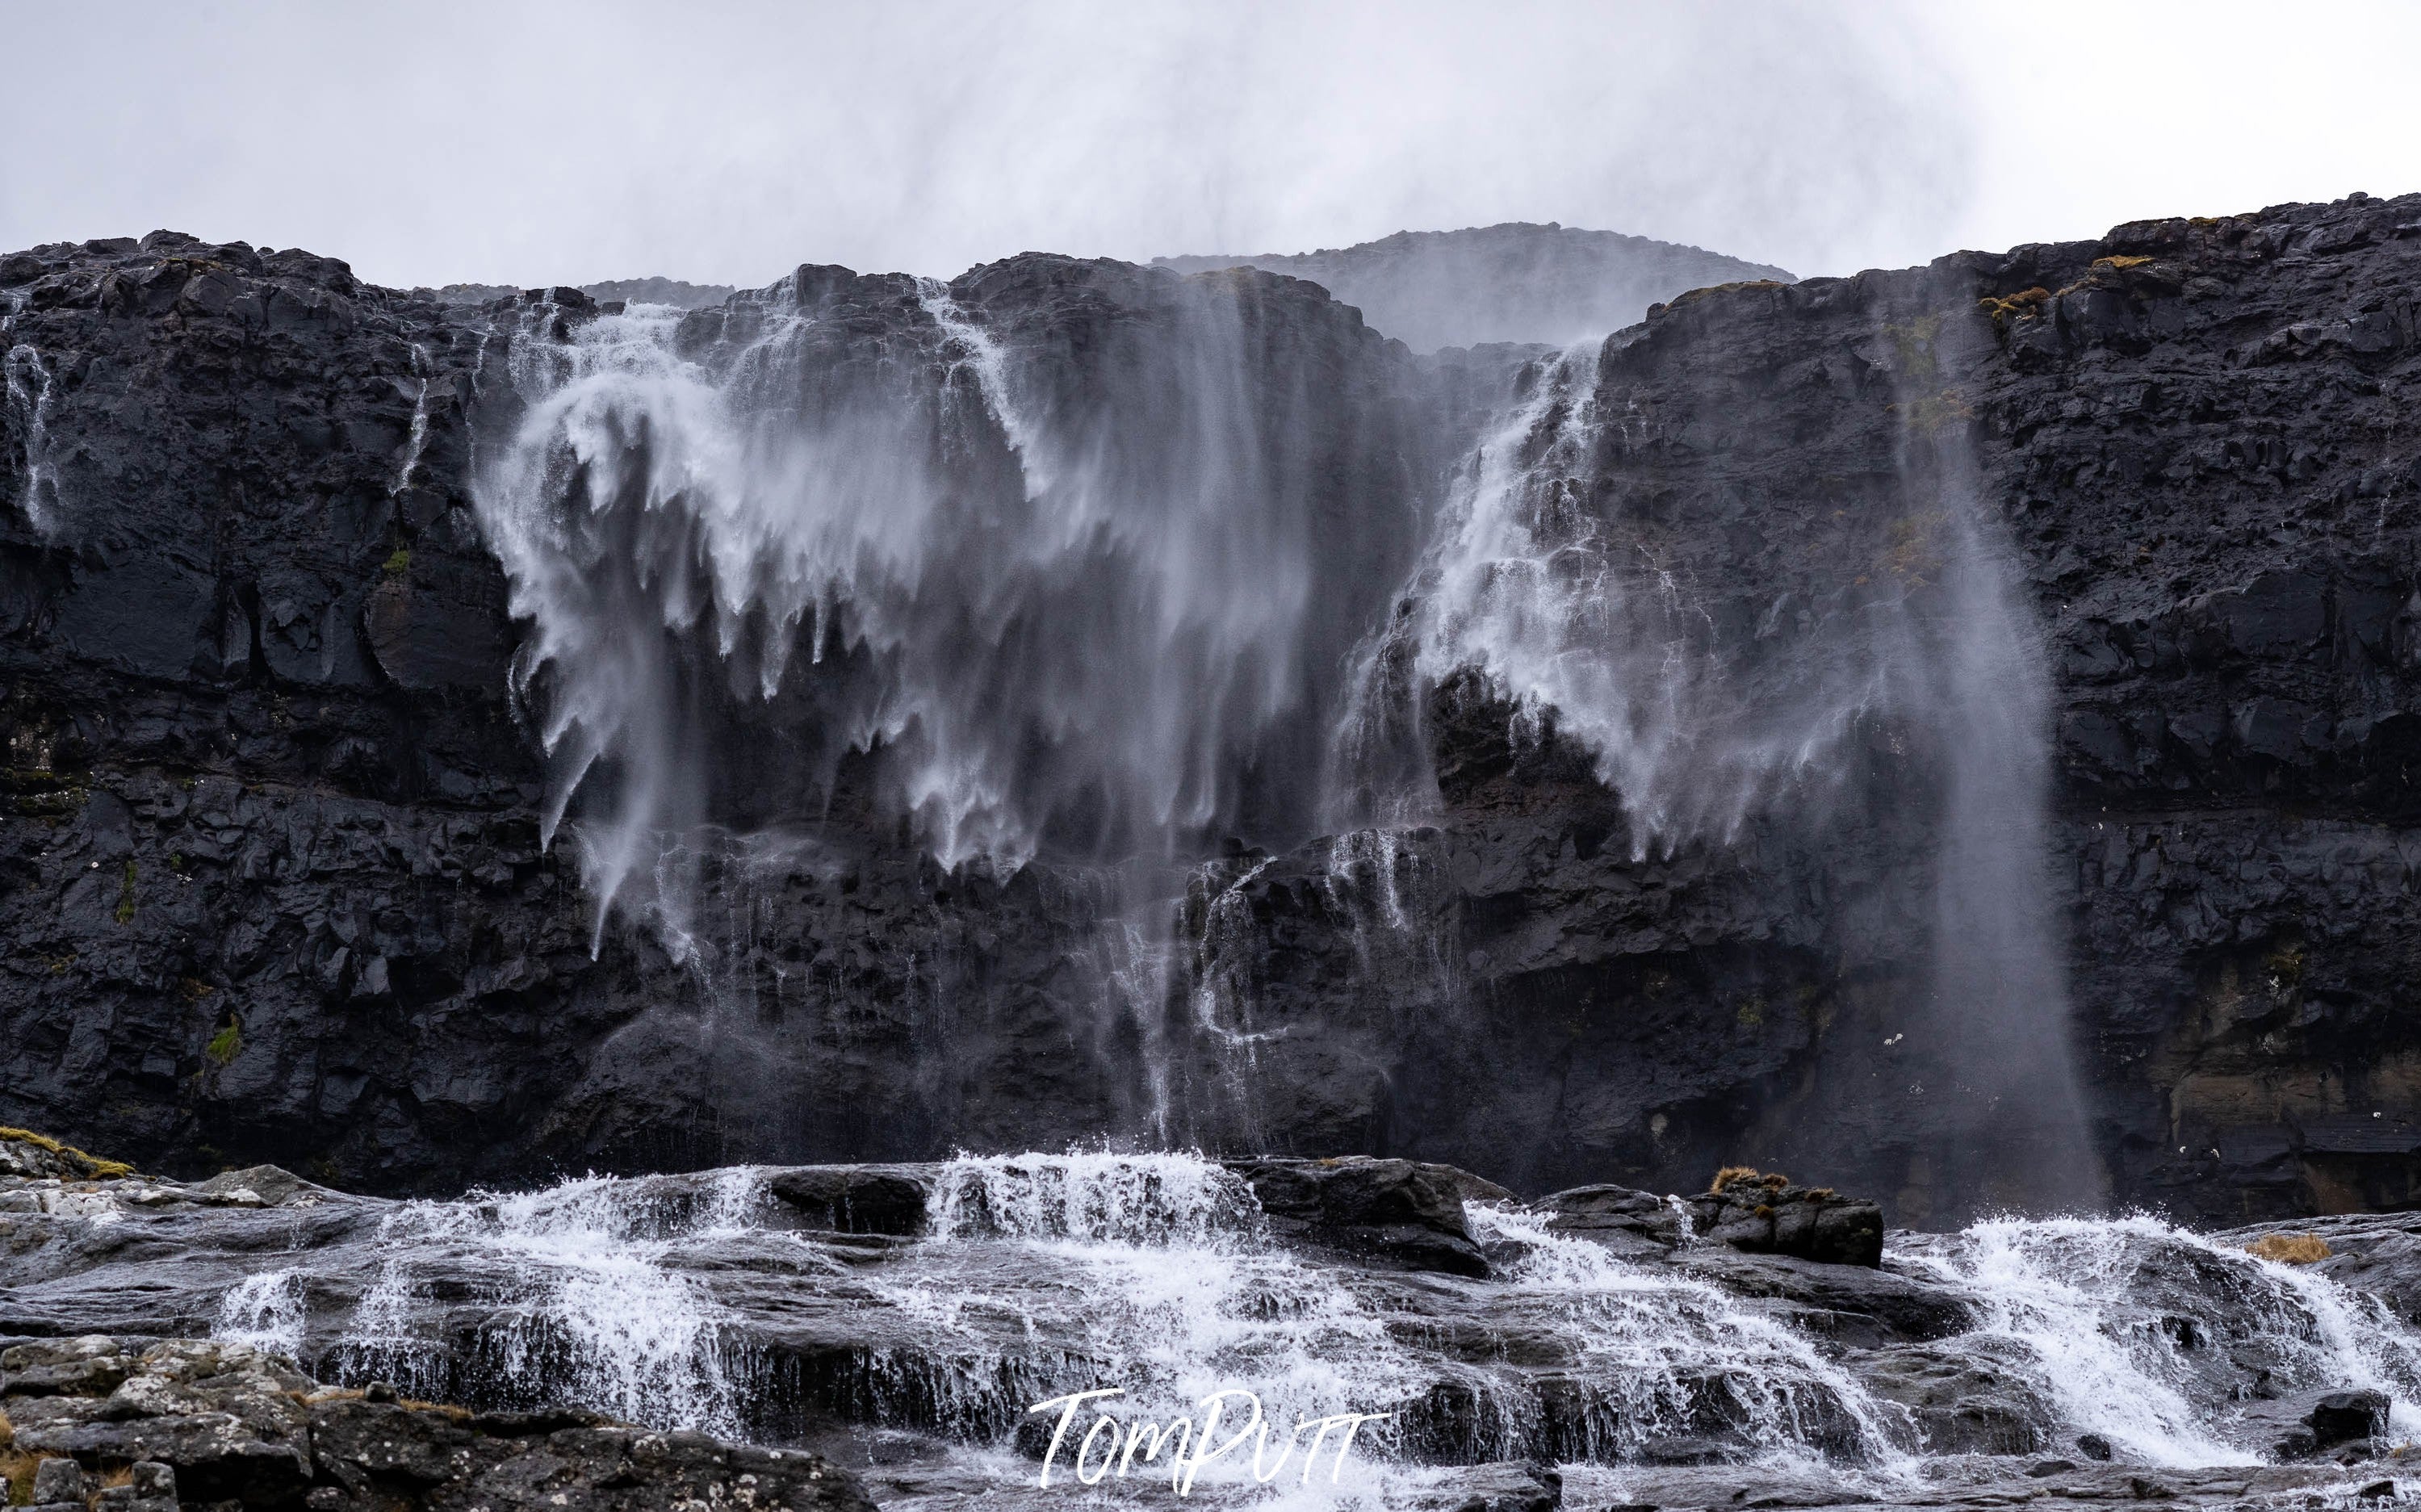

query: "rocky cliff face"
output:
2 196 2417 1225
1156 222 1791 350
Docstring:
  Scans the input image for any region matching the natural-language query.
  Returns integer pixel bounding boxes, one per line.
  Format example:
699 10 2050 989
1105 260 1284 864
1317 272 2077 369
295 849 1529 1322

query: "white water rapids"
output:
189 1153 2421 1504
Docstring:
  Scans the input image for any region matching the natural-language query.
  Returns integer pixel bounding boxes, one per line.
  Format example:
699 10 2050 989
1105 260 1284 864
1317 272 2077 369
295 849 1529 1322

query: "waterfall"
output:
313 1169 766 1435
1331 341 1900 849
471 266 1404 948
1321 297 2099 1214
3 329 59 534
391 340 434 495
464 259 2101 1212
1899 1215 2421 1460
1888 302 2102 1215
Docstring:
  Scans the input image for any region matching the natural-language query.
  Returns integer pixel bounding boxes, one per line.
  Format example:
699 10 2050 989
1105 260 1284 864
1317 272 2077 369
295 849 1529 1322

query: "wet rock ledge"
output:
0 1337 874 1512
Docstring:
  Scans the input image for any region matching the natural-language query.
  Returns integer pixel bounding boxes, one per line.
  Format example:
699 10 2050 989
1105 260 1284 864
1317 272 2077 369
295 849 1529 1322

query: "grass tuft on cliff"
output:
0 1125 136 1180
1710 1165 1791 1194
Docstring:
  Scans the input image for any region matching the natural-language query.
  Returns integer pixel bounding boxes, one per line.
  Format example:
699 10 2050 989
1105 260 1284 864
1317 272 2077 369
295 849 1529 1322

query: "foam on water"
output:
216 1268 307 1356
182 1155 2421 1502
308 1169 766 1435
888 1154 1920 1476
1468 1201 1917 1468
1900 1213 2421 1465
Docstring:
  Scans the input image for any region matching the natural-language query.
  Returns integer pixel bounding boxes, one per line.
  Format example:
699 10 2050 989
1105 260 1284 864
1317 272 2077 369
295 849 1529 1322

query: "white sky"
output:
1 1 2415 290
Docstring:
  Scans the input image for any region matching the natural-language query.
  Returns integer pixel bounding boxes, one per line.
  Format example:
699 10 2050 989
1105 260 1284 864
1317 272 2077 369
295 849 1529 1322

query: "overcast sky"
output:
2 1 2415 291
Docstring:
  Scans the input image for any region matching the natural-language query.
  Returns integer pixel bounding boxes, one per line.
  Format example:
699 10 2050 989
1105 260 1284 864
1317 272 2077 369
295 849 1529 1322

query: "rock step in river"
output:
8 1141 2421 1507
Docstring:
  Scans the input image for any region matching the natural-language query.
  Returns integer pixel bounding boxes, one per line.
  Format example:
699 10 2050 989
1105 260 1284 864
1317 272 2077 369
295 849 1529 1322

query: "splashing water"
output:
1466 1201 1918 1468
927 1150 1259 1246
216 1268 307 1356
168 1156 2421 1502
1900 1214 2421 1465
877 1154 1919 1474
888 1151 1427 1467
312 1170 765 1435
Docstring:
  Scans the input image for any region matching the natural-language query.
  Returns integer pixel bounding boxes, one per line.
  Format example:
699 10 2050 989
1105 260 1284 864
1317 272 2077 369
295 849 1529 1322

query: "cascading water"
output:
1899 1215 2421 1461
1317 296 2100 1217
140 1154 2421 1507
1884 304 2101 1214
310 1170 766 1436
2 317 59 534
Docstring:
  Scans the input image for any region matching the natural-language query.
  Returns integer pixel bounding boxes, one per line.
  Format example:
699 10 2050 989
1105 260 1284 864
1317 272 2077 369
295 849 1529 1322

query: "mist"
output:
2 1 1967 287
10 0 2415 291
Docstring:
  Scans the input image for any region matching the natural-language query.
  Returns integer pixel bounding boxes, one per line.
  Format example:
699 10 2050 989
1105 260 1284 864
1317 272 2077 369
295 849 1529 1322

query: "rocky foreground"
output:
8 1136 2421 1509
0 1337 873 1512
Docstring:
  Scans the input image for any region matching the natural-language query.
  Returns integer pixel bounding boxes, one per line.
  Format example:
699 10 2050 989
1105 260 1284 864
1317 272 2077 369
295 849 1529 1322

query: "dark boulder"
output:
1532 1183 1686 1257
1406 1460 1562 1512
1227 1156 1492 1276
764 1166 932 1236
2310 1389 2391 1448
1671 1249 1975 1342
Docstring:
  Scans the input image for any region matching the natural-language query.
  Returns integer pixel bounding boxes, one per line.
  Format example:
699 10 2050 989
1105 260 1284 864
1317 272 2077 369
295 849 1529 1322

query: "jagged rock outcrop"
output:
0 1336 873 1511
3 196 2419 1225
1157 221 1791 350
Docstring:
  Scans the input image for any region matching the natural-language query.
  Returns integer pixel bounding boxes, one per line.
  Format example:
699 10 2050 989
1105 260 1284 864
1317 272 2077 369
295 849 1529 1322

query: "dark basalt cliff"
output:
2 195 2418 1225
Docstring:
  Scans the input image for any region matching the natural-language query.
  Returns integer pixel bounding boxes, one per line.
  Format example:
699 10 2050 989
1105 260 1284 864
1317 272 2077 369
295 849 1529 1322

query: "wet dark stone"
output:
1685 1178 1885 1268
0 1337 875 1512
765 1167 932 1236
1229 1156 1491 1275
2310 1388 2390 1447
